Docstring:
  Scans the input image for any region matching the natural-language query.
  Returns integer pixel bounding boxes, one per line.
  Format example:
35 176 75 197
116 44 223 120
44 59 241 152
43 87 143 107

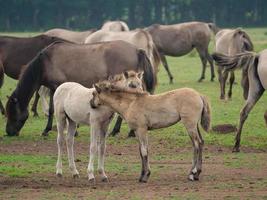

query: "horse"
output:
145 21 219 83
91 82 211 182
0 34 67 116
214 28 254 100
44 28 96 44
101 20 129 31
212 50 267 152
54 71 143 181
5 40 157 137
85 29 161 137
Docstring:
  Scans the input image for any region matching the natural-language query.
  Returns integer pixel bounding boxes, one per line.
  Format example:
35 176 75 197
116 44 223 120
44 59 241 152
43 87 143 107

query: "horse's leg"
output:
220 70 229 100
56 116 66 177
206 50 215 81
160 53 174 84
66 119 79 178
0 62 5 115
233 88 264 152
109 115 122 136
196 48 207 82
97 120 110 182
128 130 136 137
31 90 40 117
185 124 204 181
136 128 150 183
42 90 54 136
227 71 235 100
88 124 97 182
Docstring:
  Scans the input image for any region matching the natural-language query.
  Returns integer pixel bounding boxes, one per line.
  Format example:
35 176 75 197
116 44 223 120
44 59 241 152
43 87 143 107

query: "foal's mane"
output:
102 85 148 96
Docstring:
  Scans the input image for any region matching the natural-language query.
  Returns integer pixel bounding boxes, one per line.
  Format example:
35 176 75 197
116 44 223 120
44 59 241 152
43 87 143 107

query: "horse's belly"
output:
257 55 267 89
148 112 180 129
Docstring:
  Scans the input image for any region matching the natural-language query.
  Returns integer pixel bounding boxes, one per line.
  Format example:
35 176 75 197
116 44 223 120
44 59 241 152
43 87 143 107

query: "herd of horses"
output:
0 20 266 182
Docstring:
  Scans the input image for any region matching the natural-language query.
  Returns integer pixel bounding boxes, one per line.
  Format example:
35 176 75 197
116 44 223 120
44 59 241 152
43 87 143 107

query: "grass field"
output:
0 28 267 199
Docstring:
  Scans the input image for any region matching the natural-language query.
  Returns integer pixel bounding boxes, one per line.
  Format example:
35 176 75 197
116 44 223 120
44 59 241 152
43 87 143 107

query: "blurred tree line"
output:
0 0 266 31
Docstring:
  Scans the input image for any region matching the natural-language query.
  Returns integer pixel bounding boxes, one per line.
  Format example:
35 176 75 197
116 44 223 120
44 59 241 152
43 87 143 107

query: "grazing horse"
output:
44 28 96 44
85 29 161 137
91 82 211 182
212 50 267 152
5 40 157 137
54 71 143 181
101 20 129 31
146 21 218 83
0 34 67 116
214 28 253 100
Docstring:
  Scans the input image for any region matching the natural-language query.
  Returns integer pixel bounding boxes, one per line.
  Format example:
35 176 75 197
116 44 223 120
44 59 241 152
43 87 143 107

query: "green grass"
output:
0 28 267 199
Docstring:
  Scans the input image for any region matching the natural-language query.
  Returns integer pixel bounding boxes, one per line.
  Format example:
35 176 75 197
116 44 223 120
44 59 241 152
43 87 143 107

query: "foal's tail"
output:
212 52 258 72
137 49 157 94
200 95 211 132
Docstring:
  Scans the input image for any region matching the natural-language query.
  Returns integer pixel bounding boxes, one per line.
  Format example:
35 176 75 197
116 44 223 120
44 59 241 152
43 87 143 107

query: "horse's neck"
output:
101 93 135 116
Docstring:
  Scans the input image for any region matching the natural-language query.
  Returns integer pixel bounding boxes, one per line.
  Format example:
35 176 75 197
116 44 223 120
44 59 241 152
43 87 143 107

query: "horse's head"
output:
5 92 29 136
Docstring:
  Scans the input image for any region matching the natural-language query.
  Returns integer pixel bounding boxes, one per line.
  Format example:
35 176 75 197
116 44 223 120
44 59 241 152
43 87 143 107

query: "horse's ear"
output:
124 71 129 79
94 84 101 93
137 71 144 79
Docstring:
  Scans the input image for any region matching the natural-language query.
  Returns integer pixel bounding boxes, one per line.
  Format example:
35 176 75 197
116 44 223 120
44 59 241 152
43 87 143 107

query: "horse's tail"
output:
212 52 258 72
207 23 220 35
137 49 157 94
200 95 211 132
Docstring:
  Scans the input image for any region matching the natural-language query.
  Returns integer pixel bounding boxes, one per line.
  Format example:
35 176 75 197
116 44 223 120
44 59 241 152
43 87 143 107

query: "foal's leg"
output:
227 71 235 100
136 128 151 183
233 88 264 152
42 90 54 136
97 120 110 182
185 125 204 181
160 53 174 84
56 116 66 177
66 119 79 178
88 125 98 182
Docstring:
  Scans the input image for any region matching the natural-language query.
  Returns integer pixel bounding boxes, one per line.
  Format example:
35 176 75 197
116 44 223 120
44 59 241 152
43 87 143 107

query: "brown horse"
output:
214 28 253 100
5 40 157 136
44 28 96 44
0 34 67 116
146 21 218 83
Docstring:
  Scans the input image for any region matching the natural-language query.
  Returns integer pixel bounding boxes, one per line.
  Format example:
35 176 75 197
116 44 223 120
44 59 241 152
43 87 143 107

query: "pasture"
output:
0 28 267 199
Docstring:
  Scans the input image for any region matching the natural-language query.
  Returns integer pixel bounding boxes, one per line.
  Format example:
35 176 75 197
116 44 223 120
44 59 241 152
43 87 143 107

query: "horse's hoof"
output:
73 174 80 179
88 177 96 184
232 147 240 153
101 176 109 182
139 177 148 183
41 132 49 137
109 131 119 137
169 79 174 84
74 131 79 137
198 78 204 82
56 173 63 178
188 174 199 181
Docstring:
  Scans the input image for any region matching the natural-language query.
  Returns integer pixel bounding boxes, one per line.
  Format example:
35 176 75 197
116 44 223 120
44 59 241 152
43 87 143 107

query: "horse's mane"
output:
100 84 149 96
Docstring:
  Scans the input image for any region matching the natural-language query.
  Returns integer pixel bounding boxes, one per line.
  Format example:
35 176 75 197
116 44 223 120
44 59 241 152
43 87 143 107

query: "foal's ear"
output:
123 71 129 79
94 84 101 93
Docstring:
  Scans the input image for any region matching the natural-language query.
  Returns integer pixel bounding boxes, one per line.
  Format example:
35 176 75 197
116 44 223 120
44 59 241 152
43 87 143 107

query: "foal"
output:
91 83 211 182
54 71 143 181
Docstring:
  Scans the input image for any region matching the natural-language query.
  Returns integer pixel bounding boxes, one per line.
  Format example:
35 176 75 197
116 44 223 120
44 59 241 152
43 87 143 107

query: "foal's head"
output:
90 71 143 108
